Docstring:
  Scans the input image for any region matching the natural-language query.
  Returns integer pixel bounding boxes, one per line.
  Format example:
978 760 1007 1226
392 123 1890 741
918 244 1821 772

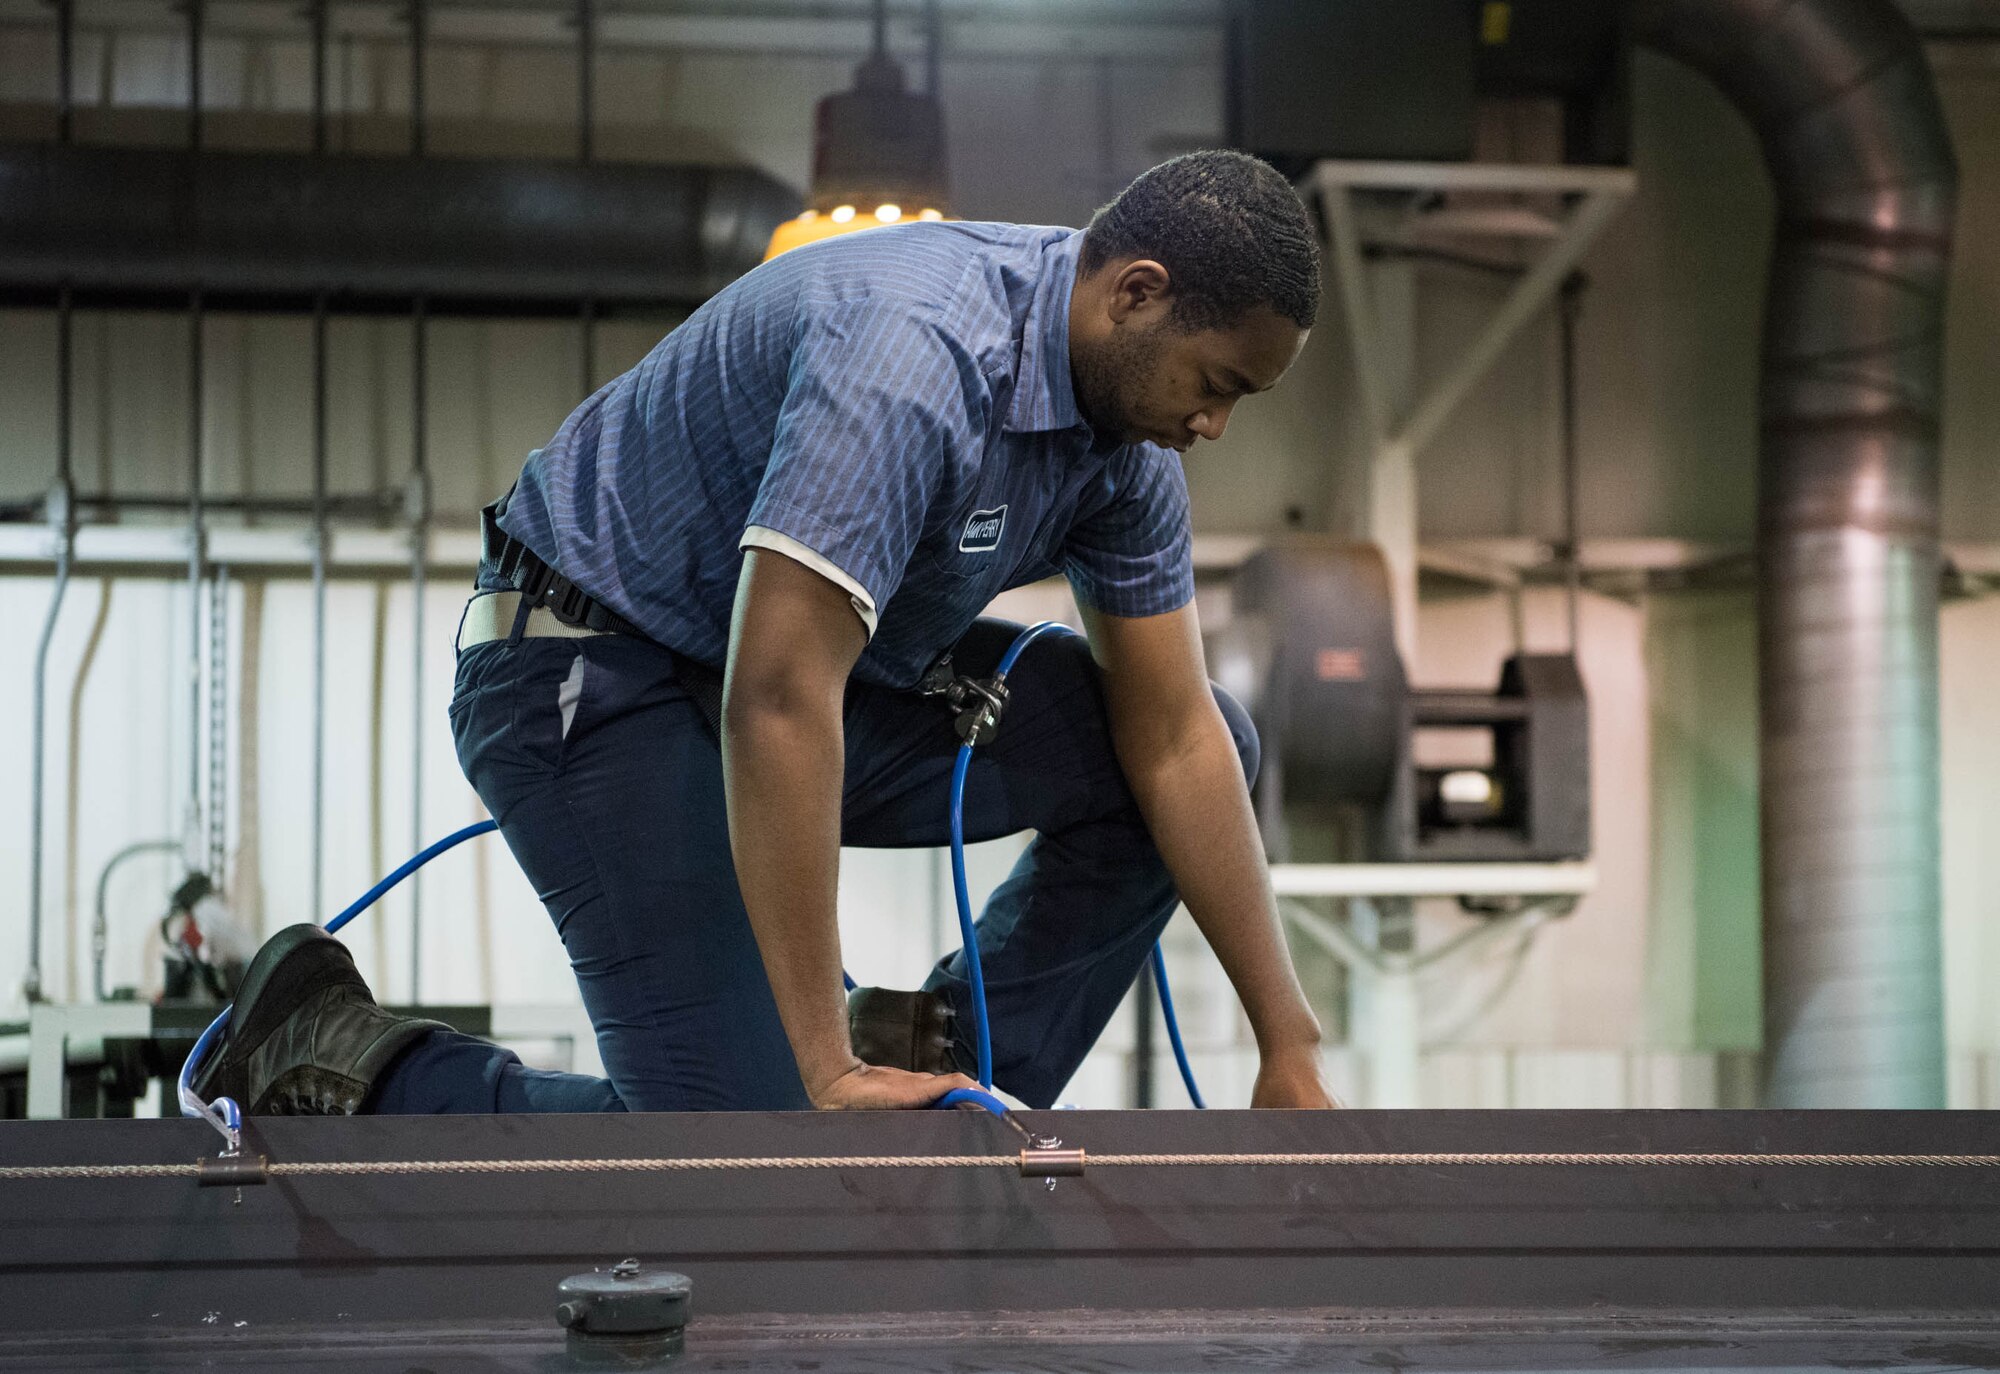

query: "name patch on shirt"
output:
959 506 1008 553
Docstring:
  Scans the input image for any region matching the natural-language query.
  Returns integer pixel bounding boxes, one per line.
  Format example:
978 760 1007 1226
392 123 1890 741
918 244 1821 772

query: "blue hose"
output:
326 820 499 935
944 621 1204 1110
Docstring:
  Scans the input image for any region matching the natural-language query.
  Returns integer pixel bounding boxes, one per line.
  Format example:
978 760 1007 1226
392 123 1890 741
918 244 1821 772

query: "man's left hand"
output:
1250 1045 1343 1109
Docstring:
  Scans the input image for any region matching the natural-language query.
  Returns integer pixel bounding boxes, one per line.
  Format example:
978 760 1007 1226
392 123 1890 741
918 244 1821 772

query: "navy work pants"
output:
367 618 1257 1114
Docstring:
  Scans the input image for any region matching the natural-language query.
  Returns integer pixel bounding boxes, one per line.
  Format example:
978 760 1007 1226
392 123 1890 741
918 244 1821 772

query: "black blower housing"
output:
1211 540 1590 866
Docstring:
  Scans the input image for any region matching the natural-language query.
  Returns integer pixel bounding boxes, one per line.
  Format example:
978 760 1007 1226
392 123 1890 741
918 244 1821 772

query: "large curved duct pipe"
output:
1631 0 1957 1105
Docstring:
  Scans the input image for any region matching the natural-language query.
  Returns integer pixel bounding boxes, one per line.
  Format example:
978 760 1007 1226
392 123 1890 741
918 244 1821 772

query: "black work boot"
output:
847 986 962 1075
190 924 448 1116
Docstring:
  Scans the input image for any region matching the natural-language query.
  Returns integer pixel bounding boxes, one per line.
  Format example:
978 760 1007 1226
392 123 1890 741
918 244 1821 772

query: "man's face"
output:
1073 302 1305 453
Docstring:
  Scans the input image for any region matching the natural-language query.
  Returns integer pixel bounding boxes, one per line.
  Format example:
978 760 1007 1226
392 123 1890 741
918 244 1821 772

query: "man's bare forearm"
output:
1115 708 1321 1054
722 693 858 1097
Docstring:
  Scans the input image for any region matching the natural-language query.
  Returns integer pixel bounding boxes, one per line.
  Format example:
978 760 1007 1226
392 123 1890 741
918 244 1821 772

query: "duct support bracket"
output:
1311 160 1636 662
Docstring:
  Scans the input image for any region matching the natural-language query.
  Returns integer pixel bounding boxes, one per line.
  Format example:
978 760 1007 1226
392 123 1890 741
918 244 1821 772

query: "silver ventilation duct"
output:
1630 0 1957 1105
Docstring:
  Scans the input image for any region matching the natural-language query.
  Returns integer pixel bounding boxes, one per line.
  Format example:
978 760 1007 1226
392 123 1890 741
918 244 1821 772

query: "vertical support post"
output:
185 0 203 152
408 297 428 998
310 292 329 922
576 0 595 400
208 567 229 885
576 0 594 164
1366 262 1419 665
1350 897 1421 1107
924 0 941 96
408 0 429 993
54 0 75 144
1131 963 1157 1108
188 293 206 871
1317 175 1418 662
408 0 425 157
185 0 207 875
27 285 77 1006
1559 273 1584 653
928 848 948 963
309 0 328 156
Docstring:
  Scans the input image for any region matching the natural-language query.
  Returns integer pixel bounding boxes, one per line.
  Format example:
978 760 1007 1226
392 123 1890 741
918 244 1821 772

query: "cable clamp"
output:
196 1151 268 1189
1019 1136 1085 1184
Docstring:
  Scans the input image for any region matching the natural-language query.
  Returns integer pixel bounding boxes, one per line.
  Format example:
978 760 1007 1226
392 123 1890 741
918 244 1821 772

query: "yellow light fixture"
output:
764 0 951 260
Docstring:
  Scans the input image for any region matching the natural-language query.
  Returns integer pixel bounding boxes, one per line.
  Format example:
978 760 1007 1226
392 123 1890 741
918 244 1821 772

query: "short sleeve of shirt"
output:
1062 445 1195 618
745 300 975 615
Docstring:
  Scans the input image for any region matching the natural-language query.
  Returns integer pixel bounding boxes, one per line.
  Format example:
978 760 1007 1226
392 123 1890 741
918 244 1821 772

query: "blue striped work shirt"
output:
494 221 1195 689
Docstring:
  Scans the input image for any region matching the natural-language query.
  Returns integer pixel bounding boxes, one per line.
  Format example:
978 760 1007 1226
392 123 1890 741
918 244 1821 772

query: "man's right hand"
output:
810 1061 982 1111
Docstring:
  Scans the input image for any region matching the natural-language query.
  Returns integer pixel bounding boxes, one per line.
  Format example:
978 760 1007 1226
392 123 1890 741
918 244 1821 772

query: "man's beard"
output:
1071 326 1163 445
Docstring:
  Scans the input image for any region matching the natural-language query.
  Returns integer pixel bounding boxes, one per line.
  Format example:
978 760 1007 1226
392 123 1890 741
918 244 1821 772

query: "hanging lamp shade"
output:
765 50 951 260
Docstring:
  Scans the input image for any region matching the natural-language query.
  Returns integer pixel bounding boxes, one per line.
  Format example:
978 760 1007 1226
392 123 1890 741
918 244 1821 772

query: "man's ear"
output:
1105 258 1172 325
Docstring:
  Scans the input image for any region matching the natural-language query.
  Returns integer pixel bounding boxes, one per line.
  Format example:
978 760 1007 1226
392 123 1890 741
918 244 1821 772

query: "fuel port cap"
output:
556 1258 690 1367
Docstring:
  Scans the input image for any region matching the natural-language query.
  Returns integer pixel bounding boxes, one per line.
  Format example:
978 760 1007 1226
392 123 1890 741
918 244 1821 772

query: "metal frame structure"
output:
1272 863 1593 1109
1262 161 1635 1109
2 1108 1997 1369
8 1001 597 1119
1312 159 1636 659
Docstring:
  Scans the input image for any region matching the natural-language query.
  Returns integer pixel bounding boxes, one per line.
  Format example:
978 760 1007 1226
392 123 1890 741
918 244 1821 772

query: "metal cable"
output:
6 1150 2000 1184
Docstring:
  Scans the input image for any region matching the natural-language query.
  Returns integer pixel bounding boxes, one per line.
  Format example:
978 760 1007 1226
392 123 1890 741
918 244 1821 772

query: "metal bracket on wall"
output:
1310 160 1635 659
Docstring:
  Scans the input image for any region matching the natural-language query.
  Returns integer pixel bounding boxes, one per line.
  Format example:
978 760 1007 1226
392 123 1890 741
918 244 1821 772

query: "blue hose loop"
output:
949 619 1078 1089
177 819 502 1143
933 1085 1012 1118
1150 943 1206 1109
946 741 991 1087
946 620 1204 1110
325 820 499 936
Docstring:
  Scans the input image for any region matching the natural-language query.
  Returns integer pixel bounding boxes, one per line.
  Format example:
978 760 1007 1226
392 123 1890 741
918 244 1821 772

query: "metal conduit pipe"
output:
409 300 429 998
26 289 76 1007
185 0 209 881
311 292 329 926
93 839 181 1003
1631 0 1958 1106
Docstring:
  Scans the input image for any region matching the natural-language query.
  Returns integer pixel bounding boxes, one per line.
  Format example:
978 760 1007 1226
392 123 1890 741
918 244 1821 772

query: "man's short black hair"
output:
1080 150 1320 333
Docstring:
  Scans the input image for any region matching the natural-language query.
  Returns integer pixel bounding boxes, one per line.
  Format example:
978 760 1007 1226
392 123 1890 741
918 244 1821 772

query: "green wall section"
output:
1645 589 1761 1051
